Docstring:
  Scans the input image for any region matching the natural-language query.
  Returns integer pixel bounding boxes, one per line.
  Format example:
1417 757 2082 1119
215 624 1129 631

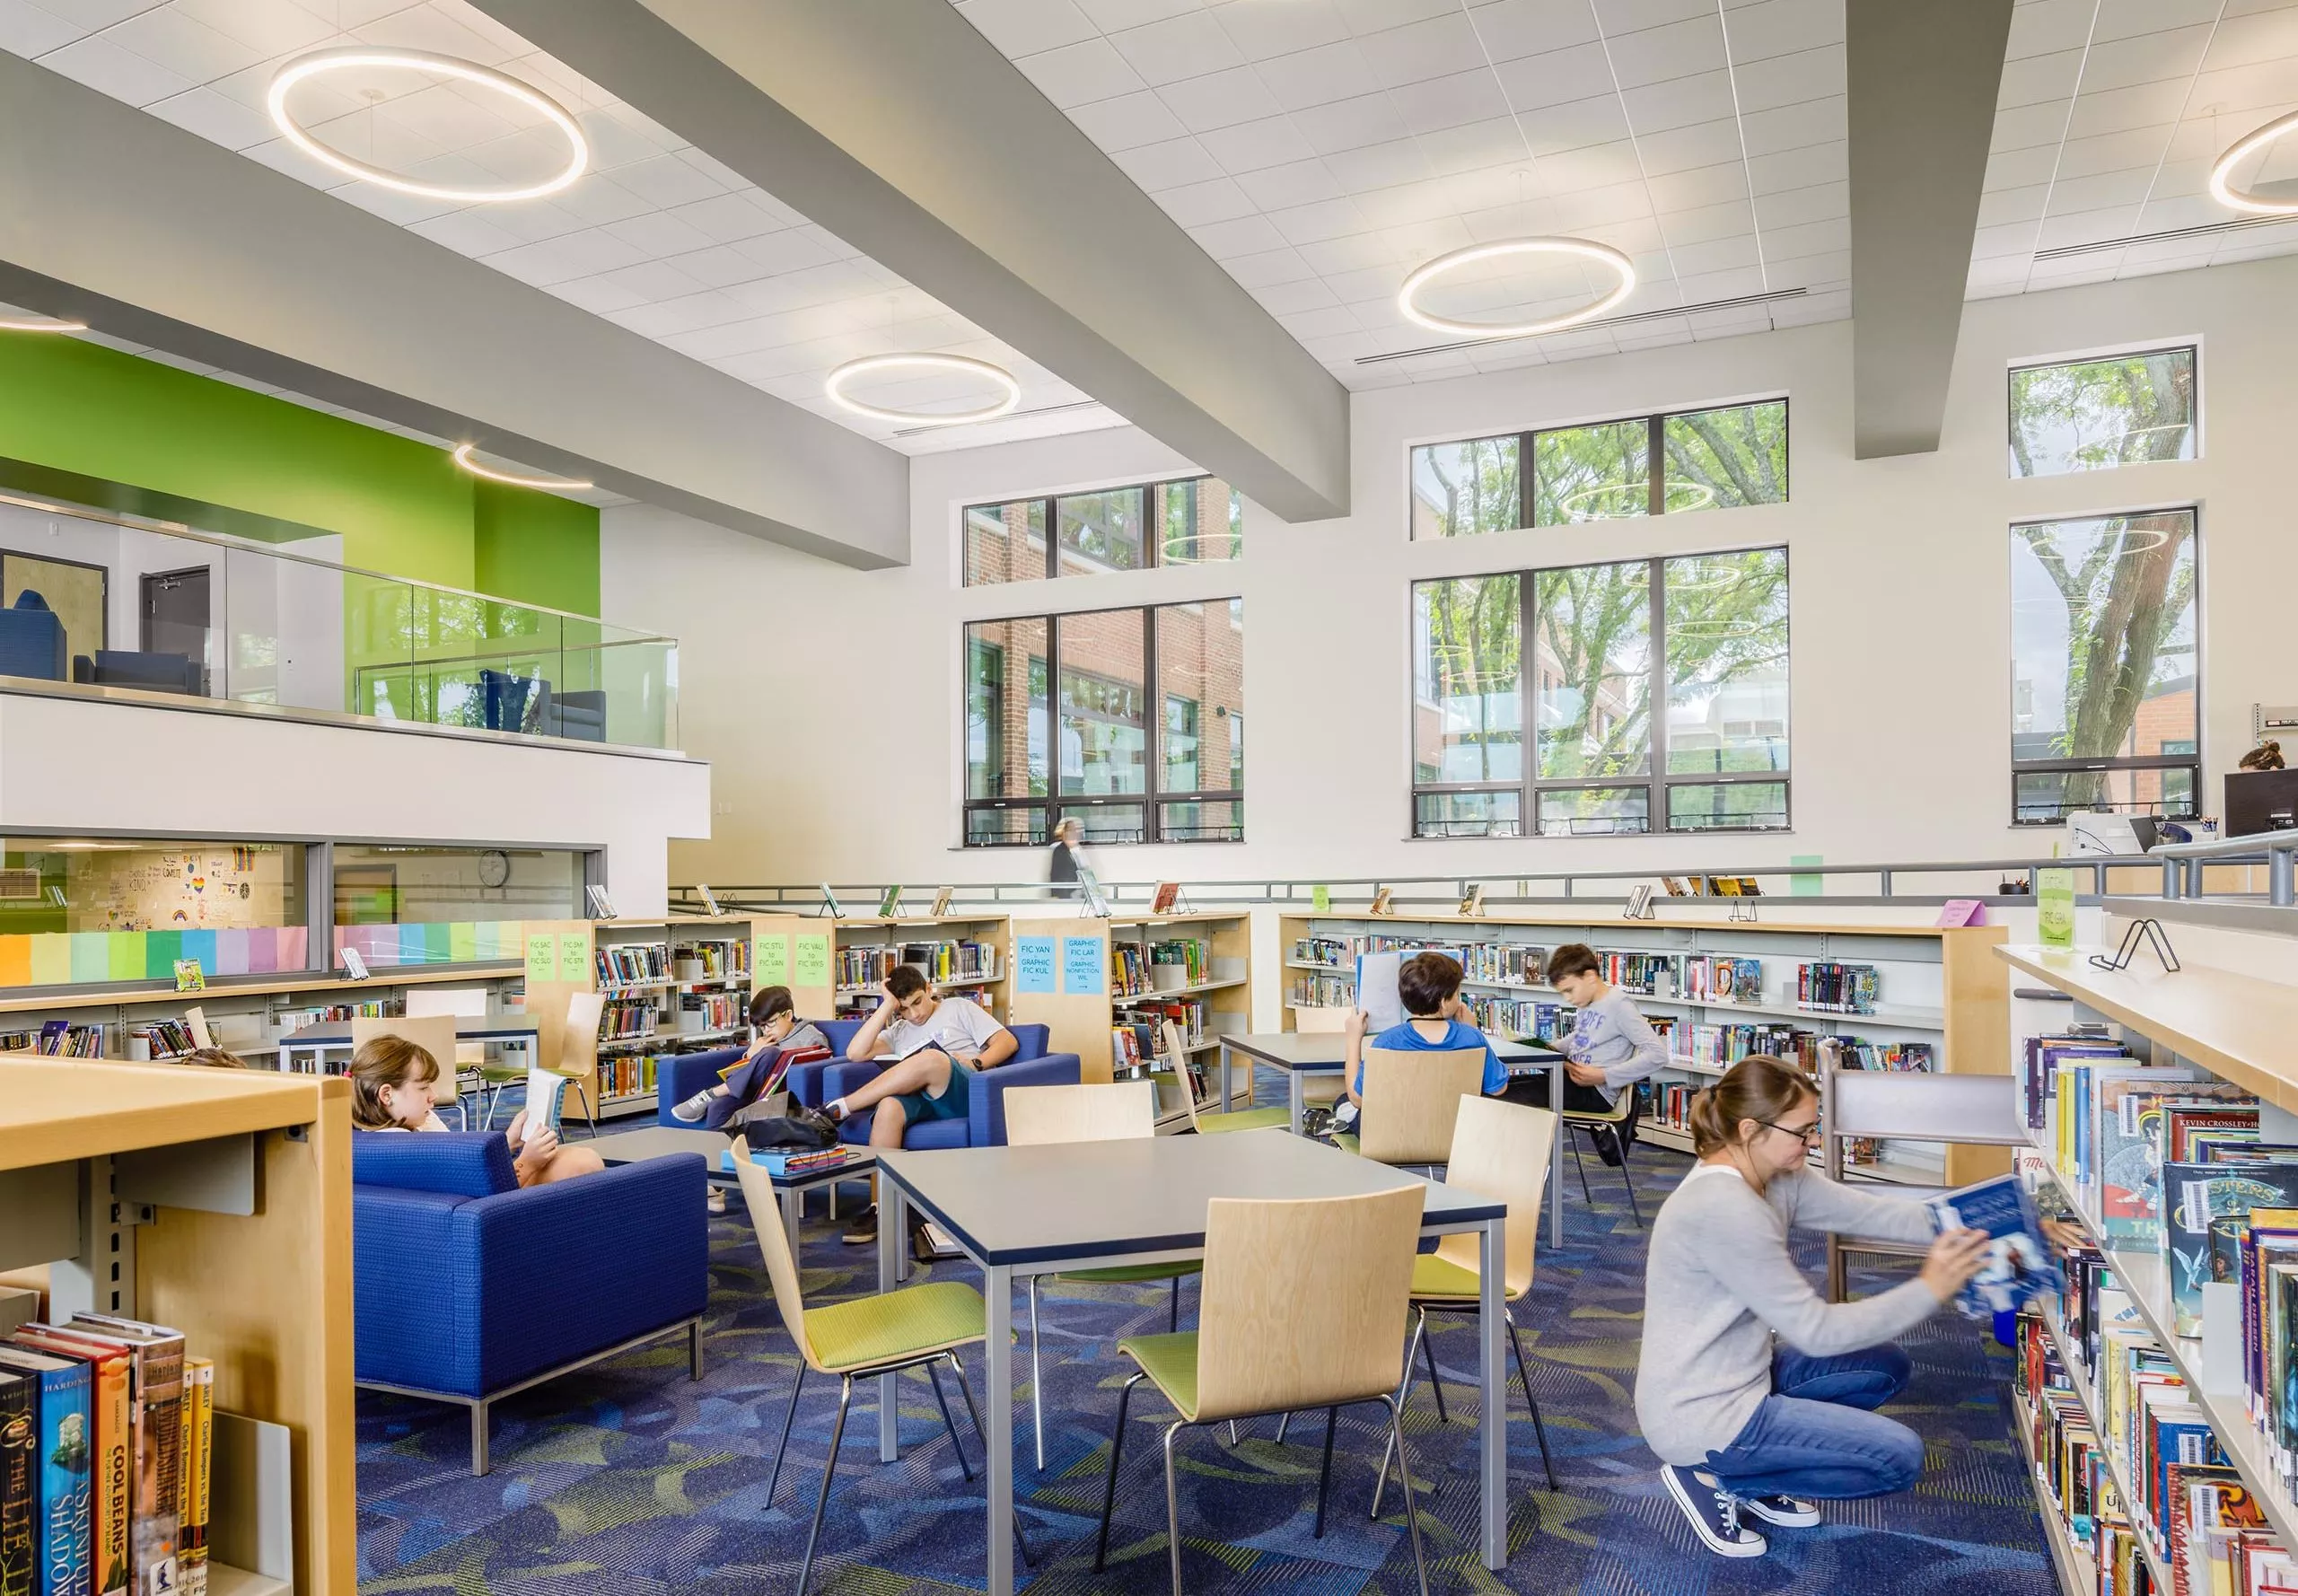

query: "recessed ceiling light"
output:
452 443 593 492
2210 110 2298 214
0 316 87 332
824 353 1022 425
268 48 588 203
1397 237 1636 338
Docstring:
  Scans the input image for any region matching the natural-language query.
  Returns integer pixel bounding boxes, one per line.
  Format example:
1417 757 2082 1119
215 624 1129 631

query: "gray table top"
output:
1220 1030 1560 1071
280 1007 539 1047
877 1128 1505 1267
592 1125 874 1187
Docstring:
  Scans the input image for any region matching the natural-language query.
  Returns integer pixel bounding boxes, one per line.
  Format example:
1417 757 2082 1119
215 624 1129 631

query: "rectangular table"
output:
874 1132 1510 1596
591 1125 873 1255
1215 1031 1567 1245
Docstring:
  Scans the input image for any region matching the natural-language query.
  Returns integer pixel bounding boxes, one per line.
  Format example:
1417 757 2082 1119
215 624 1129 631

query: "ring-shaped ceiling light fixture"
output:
452 443 593 493
1557 478 1716 520
268 48 588 203
824 353 1022 426
1397 237 1636 338
2211 110 2298 213
0 315 86 331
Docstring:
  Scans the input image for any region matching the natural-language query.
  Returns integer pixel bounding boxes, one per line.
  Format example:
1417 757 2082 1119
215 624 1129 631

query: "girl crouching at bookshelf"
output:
1636 1054 1992 1559
349 1034 606 1188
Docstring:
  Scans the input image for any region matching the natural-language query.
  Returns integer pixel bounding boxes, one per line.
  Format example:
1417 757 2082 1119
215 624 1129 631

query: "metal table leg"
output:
1289 1068 1305 1134
985 1262 1014 1596
878 1182 903 1461
1548 1061 1565 1249
1218 1041 1232 1118
1478 1215 1505 1570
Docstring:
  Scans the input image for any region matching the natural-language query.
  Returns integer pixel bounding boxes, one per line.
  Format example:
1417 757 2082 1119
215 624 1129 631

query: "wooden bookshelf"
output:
1277 911 2009 1185
828 916 1013 1022
0 1057 353 1596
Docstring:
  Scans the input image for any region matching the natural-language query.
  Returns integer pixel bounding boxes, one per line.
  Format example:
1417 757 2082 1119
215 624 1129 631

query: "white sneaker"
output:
671 1090 715 1123
1662 1465 1767 1558
706 1187 727 1215
1697 1472 1820 1527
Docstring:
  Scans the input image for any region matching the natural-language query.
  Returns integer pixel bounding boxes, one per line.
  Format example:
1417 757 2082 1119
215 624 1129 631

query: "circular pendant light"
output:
268 47 589 203
2211 110 2298 214
452 443 592 492
1557 478 1715 520
0 315 86 332
824 353 1022 425
1397 237 1636 338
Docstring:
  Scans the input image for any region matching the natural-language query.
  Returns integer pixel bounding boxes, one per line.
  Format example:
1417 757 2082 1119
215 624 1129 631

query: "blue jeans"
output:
1701 1345 1924 1501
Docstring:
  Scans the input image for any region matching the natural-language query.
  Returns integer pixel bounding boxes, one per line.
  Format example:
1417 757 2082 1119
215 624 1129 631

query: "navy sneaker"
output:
1697 1473 1820 1527
1661 1465 1767 1557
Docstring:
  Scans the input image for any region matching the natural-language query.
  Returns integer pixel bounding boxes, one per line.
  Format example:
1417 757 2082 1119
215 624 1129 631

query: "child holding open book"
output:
349 1034 603 1188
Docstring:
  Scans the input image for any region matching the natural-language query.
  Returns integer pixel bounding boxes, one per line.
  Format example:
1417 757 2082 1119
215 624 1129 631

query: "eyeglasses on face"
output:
1759 1118 1824 1144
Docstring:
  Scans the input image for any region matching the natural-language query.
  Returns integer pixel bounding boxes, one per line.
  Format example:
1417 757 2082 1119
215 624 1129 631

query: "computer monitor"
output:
2227 768 2298 837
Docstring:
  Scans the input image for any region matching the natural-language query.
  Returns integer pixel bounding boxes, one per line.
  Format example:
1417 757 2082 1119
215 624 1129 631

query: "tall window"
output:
1410 400 1787 540
965 475 1243 585
2009 346 2197 477
964 599 1243 844
1411 548 1789 837
2010 509 2197 824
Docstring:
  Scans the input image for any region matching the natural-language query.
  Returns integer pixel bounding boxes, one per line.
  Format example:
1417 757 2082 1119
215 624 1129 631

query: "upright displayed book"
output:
7 1329 127 1596
1927 1175 2050 1318
0 1345 92 1596
0 1366 32 1596
47 1317 181 1596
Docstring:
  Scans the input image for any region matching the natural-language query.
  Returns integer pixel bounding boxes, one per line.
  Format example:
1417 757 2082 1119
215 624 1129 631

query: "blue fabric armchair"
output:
817 1020 1082 1150
0 591 66 681
654 1044 746 1127
351 1131 708 1474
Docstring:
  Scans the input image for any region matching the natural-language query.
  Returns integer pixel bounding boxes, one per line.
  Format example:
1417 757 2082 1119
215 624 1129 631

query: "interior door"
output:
141 566 211 693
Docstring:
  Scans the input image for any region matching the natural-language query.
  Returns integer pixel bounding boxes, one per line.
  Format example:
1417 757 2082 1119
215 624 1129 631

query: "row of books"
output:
836 941 997 988
596 1053 659 1101
677 992 744 1033
4 1311 214 1596
1461 943 1546 985
127 1021 201 1060
1796 961 1881 1014
1111 939 1211 996
1680 957 1766 1002
11 1022 104 1057
671 938 748 980
596 942 671 987
1641 1079 1890 1166
601 998 662 1040
273 999 396 1034
1461 994 1571 1043
1288 975 1355 1010
1680 1024 1935 1073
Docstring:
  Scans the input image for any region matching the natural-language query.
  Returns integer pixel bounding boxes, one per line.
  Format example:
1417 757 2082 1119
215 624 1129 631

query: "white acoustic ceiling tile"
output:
1729 42 1845 113
1658 196 1755 244
1349 171 1469 226
590 258 710 307
1765 285 1847 323
600 208 722 259
547 171 658 227
1738 92 1843 153
1578 212 1667 253
1359 12 1488 88
28 0 173 31
660 243 779 289
1997 48 2084 108
2034 204 2140 249
1513 92 1634 153
1984 142 2060 189
1188 212 1291 255
102 6 259 83
1991 98 2074 152
1751 177 1845 227
1251 275 1344 313
238 130 350 189
1495 44 1617 114
2043 164 2155 214
1330 0 1460 32
1604 13 1725 88
673 144 756 193
1646 158 1750 211
607 151 732 208
2136 154 2209 201
1065 87 1190 148
2119 233 2220 267
355 4 513 66
1079 0 1200 31
660 191 783 245
2206 5 2298 67
1636 116 1747 173
1196 112 1318 171
1529 137 1647 192
2065 81 2192 140
2078 24 2213 91
1596 0 1717 34
1541 176 1658 229
1296 231 1399 273
1250 39 1378 110
1110 10 1242 85
1276 304 1366 340
1268 195 1375 242
1971 218 2044 257
486 228 652 287
1235 156 1346 208
2022 258 2117 288
2115 245 2217 278
1674 263 1767 300
1759 213 1846 259
0 0 75 55
1016 37 1146 106
1977 181 2051 226
574 106 681 172
1965 253 2032 288
1157 64 1283 130
1720 0 1842 63
1466 0 1601 61
733 226 842 275
956 0 1101 57
2006 0 2096 61
2053 124 2171 177
1615 322 1695 351
2091 0 2220 44
1324 136 1435 192
1221 243 1321 285
1417 116 1531 175
658 311 794 361
1209 0 1353 59
328 178 460 228
1748 136 1845 191
407 206 530 257
1761 246 1848 287
1384 68 1514 134
1154 173 1260 224
144 83 276 149
38 33 192 105
1622 68 1738 133
2132 189 2221 230
171 0 335 57
1112 135 1226 189
1289 91 1411 151
1322 259 1414 303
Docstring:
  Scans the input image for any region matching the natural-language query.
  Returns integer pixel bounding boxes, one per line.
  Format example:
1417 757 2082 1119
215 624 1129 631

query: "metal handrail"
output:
2148 829 2298 906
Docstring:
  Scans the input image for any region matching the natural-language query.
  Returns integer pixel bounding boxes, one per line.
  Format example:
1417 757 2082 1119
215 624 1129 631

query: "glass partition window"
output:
2010 346 2197 477
963 476 1243 585
964 600 1243 843
2011 509 2197 824
1411 400 1787 539
1411 548 1790 837
0 838 309 992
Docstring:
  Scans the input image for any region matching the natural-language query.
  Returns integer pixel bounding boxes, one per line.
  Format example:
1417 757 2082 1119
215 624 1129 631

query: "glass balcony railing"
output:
0 491 678 749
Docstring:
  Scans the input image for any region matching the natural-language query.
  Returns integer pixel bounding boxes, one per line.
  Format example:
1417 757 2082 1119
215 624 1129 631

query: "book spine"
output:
123 1345 180 1596
177 1364 208 1596
35 1365 90 1596
0 1371 32 1596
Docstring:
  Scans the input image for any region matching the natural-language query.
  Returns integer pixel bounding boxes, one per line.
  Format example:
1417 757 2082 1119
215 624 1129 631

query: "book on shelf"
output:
177 1360 209 1596
0 1344 90 1596
1925 1175 2050 1320
671 939 749 982
18 1319 180 1596
1795 960 1879 1015
836 941 998 989
0 1364 31 1596
7 1330 127 1596
595 943 671 987
1287 973 1355 1010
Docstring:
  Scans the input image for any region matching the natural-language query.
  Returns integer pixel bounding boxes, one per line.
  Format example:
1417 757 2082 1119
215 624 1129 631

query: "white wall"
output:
603 255 2298 891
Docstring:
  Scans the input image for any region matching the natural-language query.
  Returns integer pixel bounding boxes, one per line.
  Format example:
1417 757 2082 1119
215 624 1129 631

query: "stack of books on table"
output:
724 1144 854 1178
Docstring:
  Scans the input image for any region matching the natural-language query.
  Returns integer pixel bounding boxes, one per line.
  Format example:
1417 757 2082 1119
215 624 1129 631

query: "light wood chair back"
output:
1357 1048 1487 1165
1293 1007 1350 1034
1004 1081 1156 1145
1194 1185 1422 1422
728 1136 818 1366
1431 1096 1555 1300
406 987 487 1065
352 1014 460 1108
553 989 606 1086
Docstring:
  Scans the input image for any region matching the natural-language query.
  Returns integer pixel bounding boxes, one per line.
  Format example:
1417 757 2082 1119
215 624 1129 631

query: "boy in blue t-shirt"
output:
1341 950 1508 1114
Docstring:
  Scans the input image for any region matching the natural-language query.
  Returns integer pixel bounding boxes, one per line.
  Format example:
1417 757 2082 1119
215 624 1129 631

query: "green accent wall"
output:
0 332 599 609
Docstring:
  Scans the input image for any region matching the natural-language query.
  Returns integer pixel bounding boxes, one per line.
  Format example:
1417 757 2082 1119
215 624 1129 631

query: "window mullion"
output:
1144 602 1161 843
1650 556 1667 831
1520 564 1538 837
1648 413 1665 517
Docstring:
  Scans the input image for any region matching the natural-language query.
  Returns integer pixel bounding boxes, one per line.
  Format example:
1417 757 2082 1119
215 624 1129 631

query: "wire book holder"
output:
2090 917 2180 973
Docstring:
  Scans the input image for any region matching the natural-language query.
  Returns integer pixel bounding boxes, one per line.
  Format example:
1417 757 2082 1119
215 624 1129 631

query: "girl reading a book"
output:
669 985 831 1130
349 1033 604 1188
1635 1054 1993 1560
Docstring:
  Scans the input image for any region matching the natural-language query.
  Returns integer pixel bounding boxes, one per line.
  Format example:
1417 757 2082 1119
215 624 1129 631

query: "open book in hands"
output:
1925 1174 2051 1320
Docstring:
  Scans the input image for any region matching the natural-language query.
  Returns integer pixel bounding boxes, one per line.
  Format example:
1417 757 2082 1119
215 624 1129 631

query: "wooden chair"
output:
1371 1095 1561 1511
550 989 606 1135
1558 1087 1644 1227
1156 1021 1288 1134
727 1136 995 1596
1092 1185 1433 1596
1288 1008 1350 1112
1338 1047 1487 1169
1004 1082 1203 1469
351 1014 464 1127
1821 1064 2022 1301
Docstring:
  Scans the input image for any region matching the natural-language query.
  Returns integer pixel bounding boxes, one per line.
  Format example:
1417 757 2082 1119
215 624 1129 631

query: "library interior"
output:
10 2 2298 1593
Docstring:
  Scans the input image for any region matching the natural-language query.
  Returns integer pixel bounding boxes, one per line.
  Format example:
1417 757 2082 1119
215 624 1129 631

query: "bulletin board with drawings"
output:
75 845 289 933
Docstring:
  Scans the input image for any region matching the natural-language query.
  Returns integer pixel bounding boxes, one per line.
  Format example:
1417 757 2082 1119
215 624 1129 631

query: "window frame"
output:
962 597 1245 846
2006 504 2201 828
963 474 1240 586
1408 396 1791 541
1408 545 1792 839
2005 341 2202 479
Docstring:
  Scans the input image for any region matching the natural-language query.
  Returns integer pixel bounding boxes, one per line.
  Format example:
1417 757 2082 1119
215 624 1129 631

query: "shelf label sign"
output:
2038 869 2076 948
755 933 790 986
1311 884 1330 914
526 932 556 985
1015 935 1057 994
794 933 831 988
557 932 590 983
1062 935 1105 995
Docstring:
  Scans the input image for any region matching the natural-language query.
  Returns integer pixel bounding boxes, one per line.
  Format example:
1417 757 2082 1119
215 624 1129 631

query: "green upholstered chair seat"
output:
1117 1329 1200 1421
1331 1131 1360 1154
1408 1252 1483 1302
1200 1106 1290 1134
803 1279 985 1372
1062 1260 1205 1285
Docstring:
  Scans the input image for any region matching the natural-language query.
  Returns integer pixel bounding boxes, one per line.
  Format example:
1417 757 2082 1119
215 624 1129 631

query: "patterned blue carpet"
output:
354 1139 2055 1596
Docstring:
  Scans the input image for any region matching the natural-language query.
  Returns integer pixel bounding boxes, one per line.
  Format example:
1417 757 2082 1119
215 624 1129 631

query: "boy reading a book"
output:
826 964 1018 1246
669 985 831 1129
1511 941 1669 1162
1339 951 1508 1128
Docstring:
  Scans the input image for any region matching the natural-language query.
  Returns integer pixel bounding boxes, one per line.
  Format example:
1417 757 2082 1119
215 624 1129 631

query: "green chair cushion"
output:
1408 1252 1483 1302
1330 1132 1360 1154
1118 1329 1201 1420
803 1279 985 1372
477 1065 526 1083
1062 1260 1205 1285
1202 1106 1291 1134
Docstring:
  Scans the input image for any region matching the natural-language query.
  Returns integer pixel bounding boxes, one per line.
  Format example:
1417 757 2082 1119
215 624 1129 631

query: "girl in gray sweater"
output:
1635 1055 1992 1558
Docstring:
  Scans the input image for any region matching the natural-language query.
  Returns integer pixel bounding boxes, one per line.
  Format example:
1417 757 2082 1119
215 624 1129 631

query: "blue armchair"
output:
654 1044 746 1127
351 1131 708 1474
0 591 66 681
818 1019 1083 1150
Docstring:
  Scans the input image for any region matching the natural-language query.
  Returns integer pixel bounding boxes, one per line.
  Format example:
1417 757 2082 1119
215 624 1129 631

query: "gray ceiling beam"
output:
464 0 1353 522
1846 0 2014 459
0 51 907 569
